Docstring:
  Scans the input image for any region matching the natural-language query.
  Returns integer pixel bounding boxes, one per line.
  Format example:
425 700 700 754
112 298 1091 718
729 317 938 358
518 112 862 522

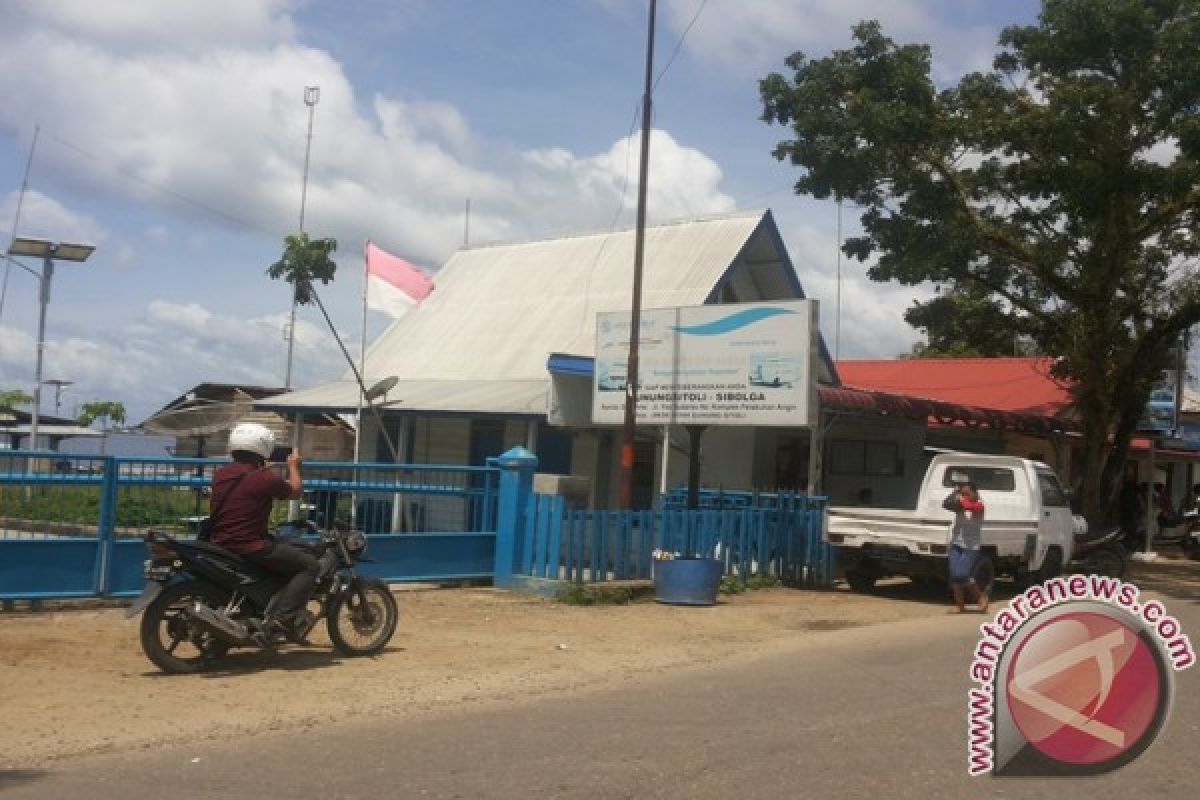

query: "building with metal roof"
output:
260 210 1082 509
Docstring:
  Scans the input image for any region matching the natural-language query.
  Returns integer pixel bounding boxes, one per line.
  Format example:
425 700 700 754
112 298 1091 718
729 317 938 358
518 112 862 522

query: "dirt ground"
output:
4 558 1196 770
0 582 954 768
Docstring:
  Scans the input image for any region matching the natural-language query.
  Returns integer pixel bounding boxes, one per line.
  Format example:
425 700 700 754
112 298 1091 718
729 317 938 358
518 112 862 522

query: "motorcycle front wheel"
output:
139 580 231 674
327 579 398 657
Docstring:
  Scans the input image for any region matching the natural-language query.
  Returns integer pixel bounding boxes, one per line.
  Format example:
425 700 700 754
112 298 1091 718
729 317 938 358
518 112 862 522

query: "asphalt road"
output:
4 588 1199 800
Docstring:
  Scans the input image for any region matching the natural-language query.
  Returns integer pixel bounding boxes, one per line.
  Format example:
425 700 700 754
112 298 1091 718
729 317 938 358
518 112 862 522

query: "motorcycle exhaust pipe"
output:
186 602 252 645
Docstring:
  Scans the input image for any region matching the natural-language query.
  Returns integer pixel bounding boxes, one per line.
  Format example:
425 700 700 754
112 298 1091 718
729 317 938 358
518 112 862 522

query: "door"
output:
1035 468 1075 562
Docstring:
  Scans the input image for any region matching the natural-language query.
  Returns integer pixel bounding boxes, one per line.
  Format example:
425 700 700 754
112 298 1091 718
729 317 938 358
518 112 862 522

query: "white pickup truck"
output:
825 454 1075 592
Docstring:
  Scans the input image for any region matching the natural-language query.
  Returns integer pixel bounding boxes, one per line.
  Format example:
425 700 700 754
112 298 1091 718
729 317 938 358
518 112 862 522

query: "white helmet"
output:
228 422 275 460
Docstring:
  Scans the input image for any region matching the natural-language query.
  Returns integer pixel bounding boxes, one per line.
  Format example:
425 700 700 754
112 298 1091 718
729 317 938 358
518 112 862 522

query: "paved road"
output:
3 590 1198 799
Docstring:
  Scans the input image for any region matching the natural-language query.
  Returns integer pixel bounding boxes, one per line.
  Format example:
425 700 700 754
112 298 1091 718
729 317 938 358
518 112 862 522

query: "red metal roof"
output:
816 385 1074 434
817 358 1077 434
835 357 1074 418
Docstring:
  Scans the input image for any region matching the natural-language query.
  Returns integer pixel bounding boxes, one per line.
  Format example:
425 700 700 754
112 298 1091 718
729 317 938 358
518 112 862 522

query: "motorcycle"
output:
1157 510 1200 559
126 521 398 674
1069 523 1127 579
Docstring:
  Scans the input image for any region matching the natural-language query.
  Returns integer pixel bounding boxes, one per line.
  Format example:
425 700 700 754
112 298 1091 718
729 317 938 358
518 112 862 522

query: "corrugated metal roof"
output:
257 379 548 415
836 357 1075 419
817 385 1076 434
4 424 104 437
266 210 813 414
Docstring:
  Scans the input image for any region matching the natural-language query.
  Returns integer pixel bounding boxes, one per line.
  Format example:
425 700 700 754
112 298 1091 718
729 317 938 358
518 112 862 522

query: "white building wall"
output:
821 416 927 508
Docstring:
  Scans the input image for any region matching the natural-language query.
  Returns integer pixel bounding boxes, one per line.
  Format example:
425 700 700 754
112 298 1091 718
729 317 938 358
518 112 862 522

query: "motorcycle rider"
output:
209 422 317 643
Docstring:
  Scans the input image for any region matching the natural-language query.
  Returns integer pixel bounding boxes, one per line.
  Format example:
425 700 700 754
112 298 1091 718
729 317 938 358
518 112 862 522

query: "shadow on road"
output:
137 645 405 678
0 770 47 790
837 576 1021 608
1128 556 1200 604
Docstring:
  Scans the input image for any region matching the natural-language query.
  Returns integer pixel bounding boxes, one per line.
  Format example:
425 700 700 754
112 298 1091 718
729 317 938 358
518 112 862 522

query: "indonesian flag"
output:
365 241 434 318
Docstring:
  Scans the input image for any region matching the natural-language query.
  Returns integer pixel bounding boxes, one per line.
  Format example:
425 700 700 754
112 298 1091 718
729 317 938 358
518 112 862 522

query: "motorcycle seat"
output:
177 538 256 567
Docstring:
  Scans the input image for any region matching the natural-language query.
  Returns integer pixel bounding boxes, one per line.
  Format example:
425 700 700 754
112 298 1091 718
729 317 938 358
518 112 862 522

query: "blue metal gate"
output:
0 451 499 600
2 446 833 601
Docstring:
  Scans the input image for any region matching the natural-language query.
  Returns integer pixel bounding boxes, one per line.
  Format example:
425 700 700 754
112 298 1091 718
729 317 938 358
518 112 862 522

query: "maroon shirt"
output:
209 462 293 555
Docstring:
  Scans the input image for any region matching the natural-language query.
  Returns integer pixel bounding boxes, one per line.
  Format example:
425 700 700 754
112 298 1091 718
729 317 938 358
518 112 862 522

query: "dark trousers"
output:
247 541 319 620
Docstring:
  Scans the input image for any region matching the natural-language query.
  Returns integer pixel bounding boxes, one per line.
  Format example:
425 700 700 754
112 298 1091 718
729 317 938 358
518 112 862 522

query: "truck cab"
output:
826 453 1075 591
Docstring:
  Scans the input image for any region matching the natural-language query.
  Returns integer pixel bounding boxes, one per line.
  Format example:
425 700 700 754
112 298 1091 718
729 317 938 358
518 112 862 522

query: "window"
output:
941 466 1017 492
1038 472 1069 507
830 439 900 477
865 442 900 477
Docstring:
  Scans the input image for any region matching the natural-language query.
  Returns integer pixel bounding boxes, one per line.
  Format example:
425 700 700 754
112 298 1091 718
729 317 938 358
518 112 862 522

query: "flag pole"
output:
351 242 370 527
354 240 369 467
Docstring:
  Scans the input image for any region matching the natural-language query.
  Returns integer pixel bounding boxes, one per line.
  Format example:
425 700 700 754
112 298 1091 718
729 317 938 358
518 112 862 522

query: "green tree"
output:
266 232 337 306
760 0 1200 523
900 288 1035 358
0 388 33 410
78 401 126 430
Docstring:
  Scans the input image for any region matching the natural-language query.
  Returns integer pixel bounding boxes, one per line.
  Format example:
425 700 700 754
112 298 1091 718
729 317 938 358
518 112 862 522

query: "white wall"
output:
821 416 927 508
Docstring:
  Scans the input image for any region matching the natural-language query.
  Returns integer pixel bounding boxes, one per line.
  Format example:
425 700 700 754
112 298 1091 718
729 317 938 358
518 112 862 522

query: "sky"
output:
0 0 1046 426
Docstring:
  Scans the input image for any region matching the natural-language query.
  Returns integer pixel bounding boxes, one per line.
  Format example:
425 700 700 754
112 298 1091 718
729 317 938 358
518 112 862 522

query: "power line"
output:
652 0 709 93
46 131 274 234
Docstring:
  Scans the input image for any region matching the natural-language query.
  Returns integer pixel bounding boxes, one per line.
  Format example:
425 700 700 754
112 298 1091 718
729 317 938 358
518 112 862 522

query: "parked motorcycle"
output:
126 521 398 674
1069 524 1127 579
1157 510 1200 559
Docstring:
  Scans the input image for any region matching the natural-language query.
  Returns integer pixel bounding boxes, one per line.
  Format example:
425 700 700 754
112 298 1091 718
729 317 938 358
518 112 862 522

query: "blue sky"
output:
0 0 1044 424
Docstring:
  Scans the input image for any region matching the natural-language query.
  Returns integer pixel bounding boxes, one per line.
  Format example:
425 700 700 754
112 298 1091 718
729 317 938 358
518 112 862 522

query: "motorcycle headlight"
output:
343 530 368 557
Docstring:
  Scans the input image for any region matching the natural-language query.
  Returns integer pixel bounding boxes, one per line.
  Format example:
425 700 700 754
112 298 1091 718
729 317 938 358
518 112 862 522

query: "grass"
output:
556 583 653 606
557 573 785 605
0 484 218 529
719 574 783 595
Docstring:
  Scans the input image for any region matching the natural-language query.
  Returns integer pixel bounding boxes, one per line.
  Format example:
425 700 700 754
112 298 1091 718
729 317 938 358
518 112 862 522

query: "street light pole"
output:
6 238 94 454
285 85 320 389
30 253 53 449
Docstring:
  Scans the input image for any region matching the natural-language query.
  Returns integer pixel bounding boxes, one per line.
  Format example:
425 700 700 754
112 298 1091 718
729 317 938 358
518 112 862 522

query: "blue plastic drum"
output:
654 558 723 605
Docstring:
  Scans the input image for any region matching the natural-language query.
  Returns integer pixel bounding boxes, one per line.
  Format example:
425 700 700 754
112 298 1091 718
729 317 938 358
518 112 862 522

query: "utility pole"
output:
285 85 320 389
0 125 39 327
619 0 656 509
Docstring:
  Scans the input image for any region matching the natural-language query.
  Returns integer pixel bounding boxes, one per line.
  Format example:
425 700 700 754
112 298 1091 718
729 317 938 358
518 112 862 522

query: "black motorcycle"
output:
126 521 398 674
1068 524 1127 579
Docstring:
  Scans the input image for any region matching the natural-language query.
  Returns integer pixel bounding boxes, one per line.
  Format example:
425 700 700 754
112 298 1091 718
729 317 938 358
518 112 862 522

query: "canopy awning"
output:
818 385 1076 435
255 379 548 417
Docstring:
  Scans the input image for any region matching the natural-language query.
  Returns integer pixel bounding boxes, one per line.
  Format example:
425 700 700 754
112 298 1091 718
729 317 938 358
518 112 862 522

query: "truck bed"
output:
827 506 1038 558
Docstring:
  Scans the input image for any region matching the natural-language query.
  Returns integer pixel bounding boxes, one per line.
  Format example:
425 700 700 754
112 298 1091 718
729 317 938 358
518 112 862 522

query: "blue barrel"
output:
654 558 723 605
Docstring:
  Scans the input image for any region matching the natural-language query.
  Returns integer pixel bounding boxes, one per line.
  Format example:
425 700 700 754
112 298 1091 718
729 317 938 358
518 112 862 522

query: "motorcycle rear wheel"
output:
139 581 231 674
1074 545 1127 580
327 580 398 657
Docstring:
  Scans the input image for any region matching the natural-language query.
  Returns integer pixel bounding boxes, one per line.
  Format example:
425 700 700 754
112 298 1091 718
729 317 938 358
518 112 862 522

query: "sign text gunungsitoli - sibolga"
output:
592 300 818 428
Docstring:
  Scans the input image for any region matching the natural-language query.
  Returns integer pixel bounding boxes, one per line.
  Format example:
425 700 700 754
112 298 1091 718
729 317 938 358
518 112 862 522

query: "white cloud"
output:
2 299 352 423
777 216 929 360
0 4 736 274
0 190 108 247
8 0 297 53
659 0 1002 83
1139 138 1181 167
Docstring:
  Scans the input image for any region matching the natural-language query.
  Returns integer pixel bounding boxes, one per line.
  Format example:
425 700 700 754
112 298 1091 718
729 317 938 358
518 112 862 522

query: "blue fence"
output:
2 446 834 601
519 493 833 588
0 450 499 600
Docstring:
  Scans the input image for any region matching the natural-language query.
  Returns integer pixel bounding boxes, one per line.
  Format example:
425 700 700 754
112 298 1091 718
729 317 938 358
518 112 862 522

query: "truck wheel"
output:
1038 547 1064 583
912 574 947 592
845 568 876 593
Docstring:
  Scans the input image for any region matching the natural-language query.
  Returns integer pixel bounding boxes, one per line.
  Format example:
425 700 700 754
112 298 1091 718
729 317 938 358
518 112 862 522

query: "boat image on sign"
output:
747 357 795 389
598 361 628 391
